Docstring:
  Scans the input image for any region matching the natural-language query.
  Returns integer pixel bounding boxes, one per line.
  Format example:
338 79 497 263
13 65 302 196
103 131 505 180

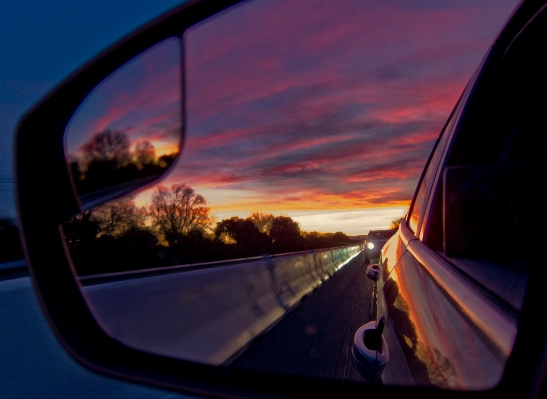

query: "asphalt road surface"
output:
230 251 373 382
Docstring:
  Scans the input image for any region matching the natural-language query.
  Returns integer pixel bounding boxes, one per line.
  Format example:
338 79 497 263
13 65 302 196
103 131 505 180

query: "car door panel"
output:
375 226 410 321
379 235 515 389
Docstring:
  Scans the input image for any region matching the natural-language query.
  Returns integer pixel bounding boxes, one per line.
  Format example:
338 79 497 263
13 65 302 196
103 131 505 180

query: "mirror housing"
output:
14 0 547 398
352 317 389 384
366 264 381 282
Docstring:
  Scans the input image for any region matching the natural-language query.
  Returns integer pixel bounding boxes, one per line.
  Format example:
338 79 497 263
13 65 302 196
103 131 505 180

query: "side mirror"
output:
353 316 389 384
366 263 381 282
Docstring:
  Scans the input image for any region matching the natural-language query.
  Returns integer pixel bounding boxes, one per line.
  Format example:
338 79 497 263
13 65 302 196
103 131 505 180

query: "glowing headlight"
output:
367 242 375 250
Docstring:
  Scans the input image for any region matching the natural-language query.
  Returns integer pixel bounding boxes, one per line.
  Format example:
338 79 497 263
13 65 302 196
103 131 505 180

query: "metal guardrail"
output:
79 245 358 286
81 245 362 366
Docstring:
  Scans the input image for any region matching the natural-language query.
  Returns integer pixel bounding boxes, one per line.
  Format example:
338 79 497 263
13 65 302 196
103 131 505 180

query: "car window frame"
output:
406 66 480 240
416 0 546 315
397 2 547 395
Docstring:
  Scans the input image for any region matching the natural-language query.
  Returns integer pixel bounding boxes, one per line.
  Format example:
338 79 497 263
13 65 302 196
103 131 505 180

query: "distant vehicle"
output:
363 229 397 263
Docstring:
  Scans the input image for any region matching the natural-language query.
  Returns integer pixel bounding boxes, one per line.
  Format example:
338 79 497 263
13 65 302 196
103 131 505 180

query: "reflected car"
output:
353 0 547 389
364 229 397 263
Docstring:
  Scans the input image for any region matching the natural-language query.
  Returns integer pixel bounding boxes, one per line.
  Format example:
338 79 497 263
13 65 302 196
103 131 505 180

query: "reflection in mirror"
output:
64 37 182 208
64 0 523 390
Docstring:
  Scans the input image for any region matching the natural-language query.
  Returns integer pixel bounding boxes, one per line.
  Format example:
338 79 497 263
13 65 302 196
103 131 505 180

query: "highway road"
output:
230 251 373 382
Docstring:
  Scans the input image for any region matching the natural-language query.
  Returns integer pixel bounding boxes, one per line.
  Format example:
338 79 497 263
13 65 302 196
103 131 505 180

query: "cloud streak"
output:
137 0 519 234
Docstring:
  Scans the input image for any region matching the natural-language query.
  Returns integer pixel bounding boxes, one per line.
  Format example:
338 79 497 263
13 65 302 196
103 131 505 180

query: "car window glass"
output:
408 99 460 234
56 0 521 386
408 142 439 234
422 18 547 313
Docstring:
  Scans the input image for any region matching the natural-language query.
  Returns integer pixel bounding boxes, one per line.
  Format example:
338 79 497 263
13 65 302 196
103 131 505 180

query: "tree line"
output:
68 129 177 196
63 183 356 276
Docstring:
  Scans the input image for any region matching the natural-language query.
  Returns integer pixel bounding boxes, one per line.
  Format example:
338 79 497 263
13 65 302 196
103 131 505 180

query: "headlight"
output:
367 242 375 250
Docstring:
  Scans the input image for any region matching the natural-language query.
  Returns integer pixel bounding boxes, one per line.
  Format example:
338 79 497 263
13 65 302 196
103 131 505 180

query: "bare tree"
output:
133 205 149 228
79 129 131 167
148 183 212 245
93 196 138 236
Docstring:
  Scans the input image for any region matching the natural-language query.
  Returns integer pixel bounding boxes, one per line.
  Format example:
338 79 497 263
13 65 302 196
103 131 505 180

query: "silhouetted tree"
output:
133 205 149 228
248 212 275 234
79 129 130 166
134 141 156 169
69 130 178 197
74 129 132 194
156 153 177 168
115 226 160 270
270 216 300 241
270 216 302 252
148 183 212 245
303 231 322 241
215 216 243 242
215 216 270 256
93 196 138 236
330 231 352 244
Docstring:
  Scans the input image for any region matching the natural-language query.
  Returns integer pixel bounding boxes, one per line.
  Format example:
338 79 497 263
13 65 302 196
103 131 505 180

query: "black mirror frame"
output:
14 0 547 398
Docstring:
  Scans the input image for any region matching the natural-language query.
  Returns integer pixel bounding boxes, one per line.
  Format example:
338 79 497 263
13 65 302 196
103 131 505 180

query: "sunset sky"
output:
62 0 520 235
65 38 182 162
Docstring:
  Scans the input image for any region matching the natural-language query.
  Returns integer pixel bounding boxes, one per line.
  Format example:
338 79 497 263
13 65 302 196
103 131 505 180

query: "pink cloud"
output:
133 0 520 218
88 63 180 134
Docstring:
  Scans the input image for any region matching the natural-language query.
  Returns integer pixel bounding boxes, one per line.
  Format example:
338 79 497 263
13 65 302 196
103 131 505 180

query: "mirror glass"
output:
63 0 522 390
64 37 182 207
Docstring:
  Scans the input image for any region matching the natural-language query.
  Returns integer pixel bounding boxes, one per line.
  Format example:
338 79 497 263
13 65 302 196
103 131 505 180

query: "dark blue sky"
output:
0 0 183 219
